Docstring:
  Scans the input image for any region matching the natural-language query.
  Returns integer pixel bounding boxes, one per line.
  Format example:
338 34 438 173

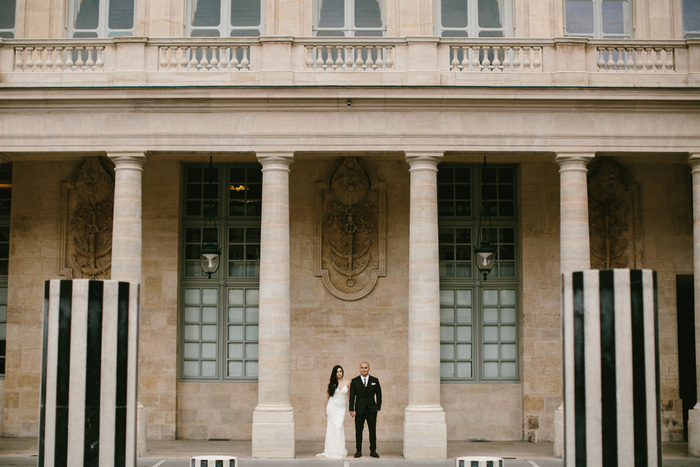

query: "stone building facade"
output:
0 0 699 459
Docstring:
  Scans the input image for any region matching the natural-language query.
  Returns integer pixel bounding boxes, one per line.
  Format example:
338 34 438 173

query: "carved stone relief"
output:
59 157 114 279
587 157 641 270
316 157 386 300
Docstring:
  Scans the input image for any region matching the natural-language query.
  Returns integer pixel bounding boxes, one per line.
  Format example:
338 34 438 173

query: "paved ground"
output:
1 438 700 466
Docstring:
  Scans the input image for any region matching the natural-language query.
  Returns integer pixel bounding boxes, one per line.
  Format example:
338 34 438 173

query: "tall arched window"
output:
186 0 264 36
564 0 631 38
436 0 513 37
67 0 136 37
314 0 385 37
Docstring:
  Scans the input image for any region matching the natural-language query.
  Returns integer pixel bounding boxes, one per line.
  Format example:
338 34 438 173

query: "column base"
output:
553 405 564 458
252 407 295 458
403 407 446 459
689 407 700 456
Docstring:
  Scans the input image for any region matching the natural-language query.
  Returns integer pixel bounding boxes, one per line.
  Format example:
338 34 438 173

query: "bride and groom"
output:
317 362 383 459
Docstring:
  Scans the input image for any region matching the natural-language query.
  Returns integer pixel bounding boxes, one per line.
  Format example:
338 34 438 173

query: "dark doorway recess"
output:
677 274 697 441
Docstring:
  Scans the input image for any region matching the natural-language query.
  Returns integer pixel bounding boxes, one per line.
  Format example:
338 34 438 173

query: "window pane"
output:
246 361 258 377
483 308 498 323
456 326 471 342
456 308 471 324
685 0 700 33
245 325 258 340
483 361 499 378
483 290 498 306
484 343 499 359
501 325 516 341
501 362 517 378
566 0 594 34
184 343 199 358
318 0 345 27
229 289 245 305
228 325 244 340
202 361 217 377
456 289 471 305
228 361 244 377
456 362 471 378
478 0 503 29
440 308 454 324
184 307 199 322
441 362 455 377
483 326 498 341
441 344 455 360
184 325 199 340
229 343 244 358
601 0 628 35
355 0 382 27
192 0 221 27
75 0 100 29
201 325 217 341
442 0 468 28
0 0 16 29
202 307 217 323
201 343 217 358
440 290 455 306
456 344 471 359
246 307 259 323
228 307 244 322
109 0 135 29
246 343 258 359
183 361 199 377
501 343 517 359
501 308 516 324
440 326 455 341
246 289 259 304
231 0 261 26
202 289 218 305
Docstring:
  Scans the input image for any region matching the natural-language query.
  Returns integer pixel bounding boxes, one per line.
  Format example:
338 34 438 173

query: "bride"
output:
317 365 349 459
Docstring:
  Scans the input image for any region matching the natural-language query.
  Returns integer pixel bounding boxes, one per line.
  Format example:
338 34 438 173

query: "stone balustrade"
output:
0 36 698 87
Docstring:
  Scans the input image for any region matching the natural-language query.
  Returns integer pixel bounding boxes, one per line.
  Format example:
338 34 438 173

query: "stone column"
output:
687 154 700 456
553 153 594 457
108 152 147 456
252 152 295 458
403 152 446 459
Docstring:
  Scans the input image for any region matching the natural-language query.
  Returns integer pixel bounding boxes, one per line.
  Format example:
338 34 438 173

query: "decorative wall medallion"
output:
588 157 641 269
59 157 114 279
316 157 386 300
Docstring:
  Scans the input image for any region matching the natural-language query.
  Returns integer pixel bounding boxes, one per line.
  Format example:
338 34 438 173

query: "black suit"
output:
349 375 382 453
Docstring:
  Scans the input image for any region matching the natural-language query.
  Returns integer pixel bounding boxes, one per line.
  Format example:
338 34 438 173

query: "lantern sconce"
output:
199 155 221 279
474 157 497 280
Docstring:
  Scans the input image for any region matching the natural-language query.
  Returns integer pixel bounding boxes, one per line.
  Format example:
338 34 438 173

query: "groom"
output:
349 361 382 458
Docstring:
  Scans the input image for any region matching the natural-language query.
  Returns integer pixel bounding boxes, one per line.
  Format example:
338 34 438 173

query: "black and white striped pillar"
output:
562 269 661 467
39 279 140 467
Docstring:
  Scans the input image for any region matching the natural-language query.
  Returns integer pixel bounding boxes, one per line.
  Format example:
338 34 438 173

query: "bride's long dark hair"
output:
327 365 344 397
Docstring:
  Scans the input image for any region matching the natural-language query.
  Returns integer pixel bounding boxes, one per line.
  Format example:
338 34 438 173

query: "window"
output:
67 0 136 37
314 0 385 36
0 0 16 38
181 164 261 381
187 0 264 36
0 165 11 377
684 0 700 38
438 164 519 382
436 0 513 37
564 0 631 38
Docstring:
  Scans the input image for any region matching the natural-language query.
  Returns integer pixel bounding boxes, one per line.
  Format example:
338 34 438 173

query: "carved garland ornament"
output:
60 157 114 279
316 157 386 300
587 157 641 270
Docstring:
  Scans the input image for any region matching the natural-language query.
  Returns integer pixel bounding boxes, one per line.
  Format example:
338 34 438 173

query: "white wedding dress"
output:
317 384 348 459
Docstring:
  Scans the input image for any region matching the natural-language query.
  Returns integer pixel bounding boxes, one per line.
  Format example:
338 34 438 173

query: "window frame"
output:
67 0 137 38
435 0 514 38
683 0 700 38
313 0 387 37
438 163 519 383
185 0 265 37
563 0 632 39
180 163 261 382
0 0 16 38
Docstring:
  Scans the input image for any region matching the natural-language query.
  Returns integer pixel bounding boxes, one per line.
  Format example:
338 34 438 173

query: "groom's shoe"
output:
370 452 380 458
354 451 362 458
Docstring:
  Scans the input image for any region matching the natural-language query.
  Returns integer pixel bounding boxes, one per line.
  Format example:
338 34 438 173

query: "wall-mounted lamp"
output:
474 157 496 280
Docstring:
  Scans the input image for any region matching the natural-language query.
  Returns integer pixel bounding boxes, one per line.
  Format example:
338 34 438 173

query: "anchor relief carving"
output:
316 157 386 300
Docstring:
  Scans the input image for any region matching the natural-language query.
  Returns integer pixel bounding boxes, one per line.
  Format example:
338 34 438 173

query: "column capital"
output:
405 152 443 170
687 153 700 170
256 152 294 169
554 152 595 167
108 152 148 170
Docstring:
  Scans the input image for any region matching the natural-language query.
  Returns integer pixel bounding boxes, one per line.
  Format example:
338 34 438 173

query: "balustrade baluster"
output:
220 47 230 70
315 46 324 69
615 47 625 71
605 47 615 71
77 47 87 71
512 47 521 71
523 47 531 71
325 46 333 70
624 48 635 71
654 47 663 72
14 48 24 72
502 47 512 71
200 48 210 70
65 47 75 71
470 47 479 70
345 46 353 71
177 47 187 70
644 47 654 71
665 47 674 72
95 47 104 71
596 48 606 71
85 47 95 71
46 47 56 71
634 48 644 72
492 46 501 71
335 47 345 70
165 47 175 70
25 47 34 72
55 47 64 71
533 47 542 71
210 47 219 70
451 47 460 71
375 47 383 70
241 46 250 70
159 47 168 70
305 46 313 69
384 46 393 69
480 47 490 71
366 48 375 71
231 47 241 70
355 47 365 70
